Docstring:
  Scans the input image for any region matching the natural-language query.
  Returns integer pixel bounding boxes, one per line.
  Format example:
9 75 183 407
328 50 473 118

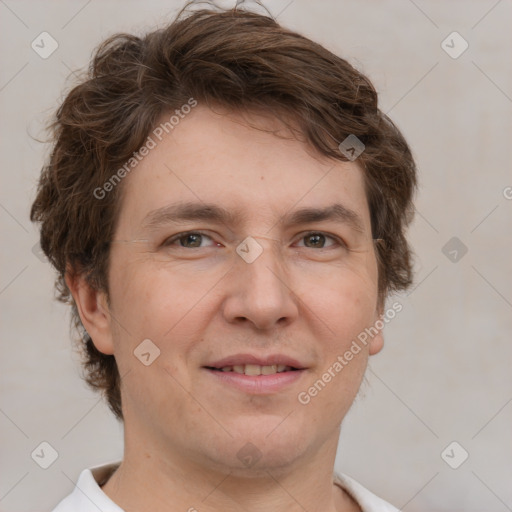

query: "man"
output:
31 3 416 511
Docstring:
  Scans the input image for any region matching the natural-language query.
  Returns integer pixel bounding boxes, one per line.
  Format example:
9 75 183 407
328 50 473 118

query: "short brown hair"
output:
30 3 416 422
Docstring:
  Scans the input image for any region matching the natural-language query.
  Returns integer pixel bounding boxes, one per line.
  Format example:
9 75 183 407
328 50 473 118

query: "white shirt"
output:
51 461 399 512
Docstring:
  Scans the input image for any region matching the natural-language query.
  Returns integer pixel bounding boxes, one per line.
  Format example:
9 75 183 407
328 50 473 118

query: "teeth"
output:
245 364 261 376
219 364 292 375
261 365 278 375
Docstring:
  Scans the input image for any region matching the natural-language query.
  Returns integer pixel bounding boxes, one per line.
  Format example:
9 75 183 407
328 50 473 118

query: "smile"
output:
206 364 297 375
203 366 305 394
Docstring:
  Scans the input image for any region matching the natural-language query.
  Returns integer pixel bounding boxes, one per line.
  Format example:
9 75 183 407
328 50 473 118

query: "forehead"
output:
115 106 371 234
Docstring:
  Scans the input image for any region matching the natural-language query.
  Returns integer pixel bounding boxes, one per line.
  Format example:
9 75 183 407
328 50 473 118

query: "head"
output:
31 3 415 472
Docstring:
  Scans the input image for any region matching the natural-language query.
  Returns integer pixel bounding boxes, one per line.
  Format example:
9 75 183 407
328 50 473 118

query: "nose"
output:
221 237 299 331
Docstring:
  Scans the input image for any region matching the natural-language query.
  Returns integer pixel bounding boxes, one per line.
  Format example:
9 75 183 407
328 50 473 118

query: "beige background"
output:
1 1 511 510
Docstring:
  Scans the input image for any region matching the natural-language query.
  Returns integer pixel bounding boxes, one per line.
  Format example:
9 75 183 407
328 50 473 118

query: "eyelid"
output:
293 230 346 248
162 230 218 248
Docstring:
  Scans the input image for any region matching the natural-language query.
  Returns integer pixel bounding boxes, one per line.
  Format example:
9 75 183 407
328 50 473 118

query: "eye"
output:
295 232 341 249
163 231 218 249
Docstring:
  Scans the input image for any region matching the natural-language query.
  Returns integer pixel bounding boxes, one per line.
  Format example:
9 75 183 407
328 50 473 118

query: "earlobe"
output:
369 306 384 356
369 330 384 355
65 271 115 355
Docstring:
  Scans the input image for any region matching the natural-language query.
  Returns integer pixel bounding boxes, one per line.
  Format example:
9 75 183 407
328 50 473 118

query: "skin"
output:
67 106 384 512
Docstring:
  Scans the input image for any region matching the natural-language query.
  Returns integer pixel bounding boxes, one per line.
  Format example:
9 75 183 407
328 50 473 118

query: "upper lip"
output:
205 353 307 370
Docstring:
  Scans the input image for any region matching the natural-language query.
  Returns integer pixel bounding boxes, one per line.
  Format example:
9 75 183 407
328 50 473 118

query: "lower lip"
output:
204 368 305 394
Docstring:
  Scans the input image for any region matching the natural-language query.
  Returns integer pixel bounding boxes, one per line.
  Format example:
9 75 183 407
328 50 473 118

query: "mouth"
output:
205 364 299 375
203 354 307 394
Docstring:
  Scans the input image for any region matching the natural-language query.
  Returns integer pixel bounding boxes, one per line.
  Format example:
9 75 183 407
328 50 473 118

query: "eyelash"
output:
162 230 346 250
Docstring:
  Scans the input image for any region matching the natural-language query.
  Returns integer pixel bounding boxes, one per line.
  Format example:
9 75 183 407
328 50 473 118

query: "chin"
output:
201 415 314 474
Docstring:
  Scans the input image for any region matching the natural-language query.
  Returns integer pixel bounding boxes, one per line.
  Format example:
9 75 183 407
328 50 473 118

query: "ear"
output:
65 270 115 355
369 305 384 356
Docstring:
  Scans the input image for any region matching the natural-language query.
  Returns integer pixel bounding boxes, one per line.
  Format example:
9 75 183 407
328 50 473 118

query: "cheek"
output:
108 260 220 362
111 257 200 321
298 271 375 412
107 264 210 410
303 265 378 343
111 261 194 346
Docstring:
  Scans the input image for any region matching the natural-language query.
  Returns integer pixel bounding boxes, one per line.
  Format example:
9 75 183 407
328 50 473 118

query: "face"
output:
78 106 383 475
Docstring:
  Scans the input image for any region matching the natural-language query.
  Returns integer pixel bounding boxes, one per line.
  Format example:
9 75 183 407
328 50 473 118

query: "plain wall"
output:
1 1 511 510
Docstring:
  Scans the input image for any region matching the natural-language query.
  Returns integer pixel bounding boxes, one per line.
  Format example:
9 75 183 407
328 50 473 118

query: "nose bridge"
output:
238 235 287 292
226 235 298 328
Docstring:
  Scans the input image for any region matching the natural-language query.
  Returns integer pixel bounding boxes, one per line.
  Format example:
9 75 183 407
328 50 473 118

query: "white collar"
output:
51 461 398 512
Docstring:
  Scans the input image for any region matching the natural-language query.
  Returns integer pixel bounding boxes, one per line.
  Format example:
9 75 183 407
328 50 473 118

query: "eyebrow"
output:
141 201 364 233
283 203 364 233
141 202 245 230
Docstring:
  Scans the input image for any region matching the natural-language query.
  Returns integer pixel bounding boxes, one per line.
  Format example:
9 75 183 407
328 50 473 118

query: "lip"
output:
205 353 306 369
203 353 308 394
203 367 306 394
